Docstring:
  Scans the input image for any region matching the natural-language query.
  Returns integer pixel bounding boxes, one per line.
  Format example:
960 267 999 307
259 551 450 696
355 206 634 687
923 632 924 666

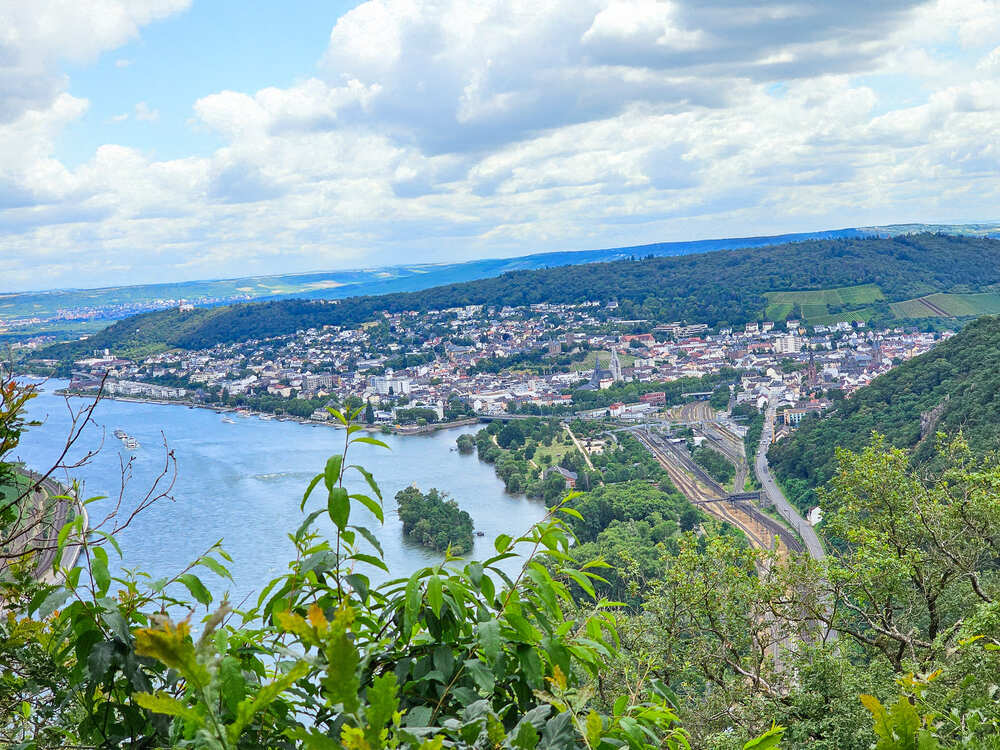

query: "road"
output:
756 404 826 561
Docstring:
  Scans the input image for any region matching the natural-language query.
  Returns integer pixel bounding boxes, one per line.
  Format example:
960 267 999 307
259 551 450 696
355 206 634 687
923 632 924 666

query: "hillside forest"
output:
38 234 1000 363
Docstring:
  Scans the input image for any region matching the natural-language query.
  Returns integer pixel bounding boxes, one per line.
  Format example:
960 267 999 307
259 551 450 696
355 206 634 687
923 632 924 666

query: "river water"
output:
15 380 546 605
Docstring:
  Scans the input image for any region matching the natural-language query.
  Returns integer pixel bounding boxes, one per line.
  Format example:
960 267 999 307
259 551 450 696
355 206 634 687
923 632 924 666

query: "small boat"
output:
221 417 236 424
476 531 485 537
124 437 139 449
113 429 127 439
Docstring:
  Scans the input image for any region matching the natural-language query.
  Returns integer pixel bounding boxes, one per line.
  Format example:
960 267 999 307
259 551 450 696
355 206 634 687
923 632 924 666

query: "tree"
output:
364 398 375 425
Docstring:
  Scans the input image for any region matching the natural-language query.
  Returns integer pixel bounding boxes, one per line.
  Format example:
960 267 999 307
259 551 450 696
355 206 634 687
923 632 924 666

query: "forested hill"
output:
42 233 1000 360
769 314 1000 511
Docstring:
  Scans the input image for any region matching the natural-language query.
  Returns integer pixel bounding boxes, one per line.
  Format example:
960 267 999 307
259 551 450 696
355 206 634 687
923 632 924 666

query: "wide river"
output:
15 380 547 605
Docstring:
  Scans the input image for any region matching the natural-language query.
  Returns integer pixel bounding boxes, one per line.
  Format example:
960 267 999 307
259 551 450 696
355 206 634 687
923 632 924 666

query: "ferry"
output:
114 429 139 450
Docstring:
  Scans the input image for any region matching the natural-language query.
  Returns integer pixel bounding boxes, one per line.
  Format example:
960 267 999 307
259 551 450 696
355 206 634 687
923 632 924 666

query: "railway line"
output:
632 429 798 555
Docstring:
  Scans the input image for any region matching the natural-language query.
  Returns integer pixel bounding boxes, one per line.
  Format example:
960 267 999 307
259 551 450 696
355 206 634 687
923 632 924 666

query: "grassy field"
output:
533 436 574 465
765 284 885 322
890 292 1000 319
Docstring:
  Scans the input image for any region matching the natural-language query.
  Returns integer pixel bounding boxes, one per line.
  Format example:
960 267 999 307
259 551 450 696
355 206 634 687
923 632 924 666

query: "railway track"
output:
633 430 801 555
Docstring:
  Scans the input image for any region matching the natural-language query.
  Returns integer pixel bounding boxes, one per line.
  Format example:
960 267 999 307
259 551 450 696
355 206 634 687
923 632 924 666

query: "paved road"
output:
756 405 825 561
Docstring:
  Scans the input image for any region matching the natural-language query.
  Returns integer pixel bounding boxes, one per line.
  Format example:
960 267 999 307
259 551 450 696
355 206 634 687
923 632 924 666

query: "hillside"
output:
39 233 1000 362
768 314 1000 511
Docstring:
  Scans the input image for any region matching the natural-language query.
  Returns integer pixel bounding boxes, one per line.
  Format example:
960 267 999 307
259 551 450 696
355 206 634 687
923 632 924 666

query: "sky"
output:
1 0 999 292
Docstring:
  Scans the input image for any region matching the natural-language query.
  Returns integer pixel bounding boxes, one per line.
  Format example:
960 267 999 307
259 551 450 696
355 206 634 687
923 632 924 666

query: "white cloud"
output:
0 0 190 122
2 0 1000 290
134 101 160 121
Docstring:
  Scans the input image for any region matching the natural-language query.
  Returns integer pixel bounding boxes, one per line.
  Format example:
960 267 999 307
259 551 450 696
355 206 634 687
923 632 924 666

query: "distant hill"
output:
768 315 1000 512
37 233 1000 365
4 227 872 323
5 223 999 340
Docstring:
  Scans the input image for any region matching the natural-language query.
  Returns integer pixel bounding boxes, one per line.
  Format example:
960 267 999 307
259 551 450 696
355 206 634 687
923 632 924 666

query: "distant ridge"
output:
37 233 1000 365
5 222 999 316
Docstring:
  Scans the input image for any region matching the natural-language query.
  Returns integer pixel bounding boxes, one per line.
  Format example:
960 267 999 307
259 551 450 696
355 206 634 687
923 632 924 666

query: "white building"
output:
773 335 803 354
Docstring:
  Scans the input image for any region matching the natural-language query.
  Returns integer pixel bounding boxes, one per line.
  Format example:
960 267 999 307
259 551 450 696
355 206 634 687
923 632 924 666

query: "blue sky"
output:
1 0 999 292
58 1 361 166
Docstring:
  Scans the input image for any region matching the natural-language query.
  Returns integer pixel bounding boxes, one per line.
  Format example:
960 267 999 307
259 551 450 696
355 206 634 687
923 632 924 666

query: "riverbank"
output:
4 468 86 584
54 388 482 435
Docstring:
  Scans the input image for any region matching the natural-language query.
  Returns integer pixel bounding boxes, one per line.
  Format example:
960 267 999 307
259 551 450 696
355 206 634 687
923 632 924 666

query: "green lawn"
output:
533 437 573 465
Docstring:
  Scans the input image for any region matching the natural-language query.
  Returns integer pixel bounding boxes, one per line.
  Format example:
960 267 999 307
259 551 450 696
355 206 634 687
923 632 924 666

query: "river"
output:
14 380 547 605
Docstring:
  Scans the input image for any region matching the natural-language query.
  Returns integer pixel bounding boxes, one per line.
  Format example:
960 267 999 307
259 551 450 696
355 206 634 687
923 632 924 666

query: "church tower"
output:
609 348 623 382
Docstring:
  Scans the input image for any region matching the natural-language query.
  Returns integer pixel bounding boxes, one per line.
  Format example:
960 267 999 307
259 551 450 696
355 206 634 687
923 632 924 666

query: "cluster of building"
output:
60 300 947 430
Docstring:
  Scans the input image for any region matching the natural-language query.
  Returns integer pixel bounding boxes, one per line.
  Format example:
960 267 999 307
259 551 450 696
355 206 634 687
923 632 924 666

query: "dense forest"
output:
40 234 1000 362
768 315 1000 512
395 486 475 554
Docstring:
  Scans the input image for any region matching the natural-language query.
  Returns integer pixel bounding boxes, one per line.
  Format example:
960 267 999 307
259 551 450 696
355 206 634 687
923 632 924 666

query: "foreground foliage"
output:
1 405 708 749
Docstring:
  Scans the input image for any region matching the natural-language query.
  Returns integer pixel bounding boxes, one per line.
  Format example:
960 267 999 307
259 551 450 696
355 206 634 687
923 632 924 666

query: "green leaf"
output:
229 661 310 741
328 487 350 530
426 575 444 617
219 655 246 714
35 588 69 619
564 569 596 599
197 555 233 581
350 464 383 500
301 472 324 511
87 640 114 682
326 406 348 425
295 509 325 540
494 534 512 554
404 574 421 637
136 691 203 724
178 573 212 606
510 716 539 749
464 658 495 693
365 673 399 745
349 553 389 573
477 618 501 665
350 525 384 556
91 546 110 597
350 493 385 523
352 436 391 450
324 454 343 491
743 724 785 750
346 573 370 601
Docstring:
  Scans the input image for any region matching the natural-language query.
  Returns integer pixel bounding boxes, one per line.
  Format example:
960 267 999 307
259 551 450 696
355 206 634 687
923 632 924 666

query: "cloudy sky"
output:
2 0 999 291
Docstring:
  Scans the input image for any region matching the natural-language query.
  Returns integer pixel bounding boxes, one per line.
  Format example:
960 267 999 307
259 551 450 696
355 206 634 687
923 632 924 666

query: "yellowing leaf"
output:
308 603 329 630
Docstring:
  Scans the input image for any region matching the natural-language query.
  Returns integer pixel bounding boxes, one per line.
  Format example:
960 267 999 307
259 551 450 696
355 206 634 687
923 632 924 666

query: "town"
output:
48 300 945 438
